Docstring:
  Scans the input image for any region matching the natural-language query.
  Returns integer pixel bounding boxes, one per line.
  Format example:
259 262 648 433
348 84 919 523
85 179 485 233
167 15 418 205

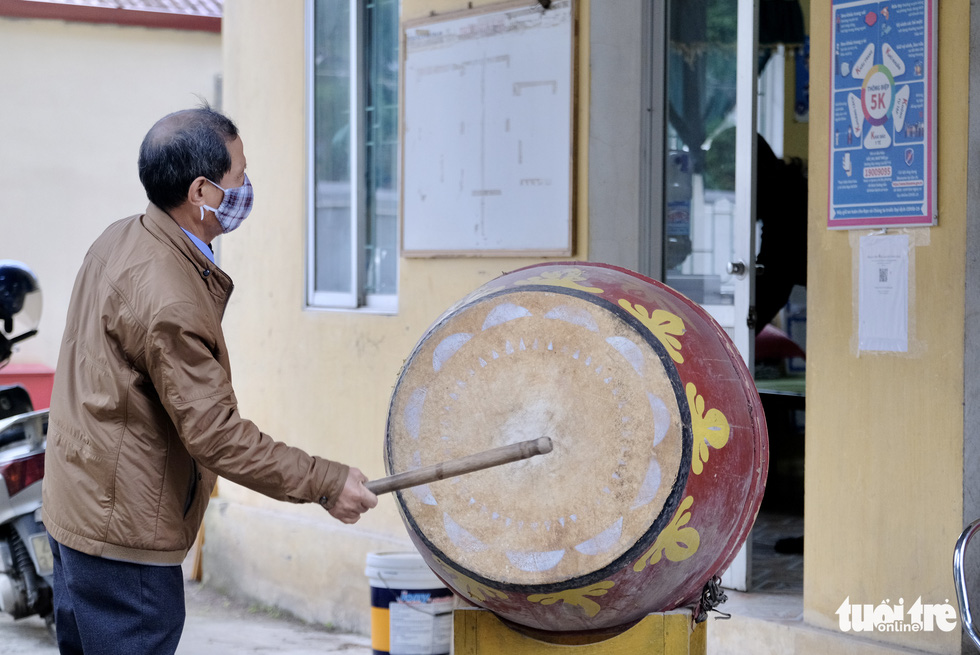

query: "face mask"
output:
200 173 253 233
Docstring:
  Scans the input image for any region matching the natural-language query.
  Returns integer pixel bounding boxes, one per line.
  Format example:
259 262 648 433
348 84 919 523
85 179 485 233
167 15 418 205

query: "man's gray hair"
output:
138 105 239 212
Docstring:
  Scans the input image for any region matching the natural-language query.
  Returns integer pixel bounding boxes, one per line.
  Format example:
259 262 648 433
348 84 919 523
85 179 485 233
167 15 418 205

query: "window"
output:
308 0 399 311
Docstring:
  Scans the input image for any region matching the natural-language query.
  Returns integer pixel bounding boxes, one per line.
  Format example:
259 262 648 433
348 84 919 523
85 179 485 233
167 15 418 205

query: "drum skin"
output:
385 262 768 634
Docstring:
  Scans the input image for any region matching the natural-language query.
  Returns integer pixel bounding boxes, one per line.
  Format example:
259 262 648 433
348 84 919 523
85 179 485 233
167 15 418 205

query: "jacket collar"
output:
142 203 233 296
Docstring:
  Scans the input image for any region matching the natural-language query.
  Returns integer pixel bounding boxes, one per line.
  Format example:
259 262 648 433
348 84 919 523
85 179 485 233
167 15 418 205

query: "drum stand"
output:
453 608 707 654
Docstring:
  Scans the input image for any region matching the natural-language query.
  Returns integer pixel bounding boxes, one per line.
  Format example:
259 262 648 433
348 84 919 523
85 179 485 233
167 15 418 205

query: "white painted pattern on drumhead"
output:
505 548 567 572
432 333 472 371
574 517 624 556
481 302 532 330
412 483 438 506
648 393 671 447
605 336 645 376
444 512 489 552
630 459 662 510
543 305 599 332
403 387 427 439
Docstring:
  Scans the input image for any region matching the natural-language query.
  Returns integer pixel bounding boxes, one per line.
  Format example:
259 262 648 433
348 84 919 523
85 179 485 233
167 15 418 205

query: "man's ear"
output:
187 176 211 208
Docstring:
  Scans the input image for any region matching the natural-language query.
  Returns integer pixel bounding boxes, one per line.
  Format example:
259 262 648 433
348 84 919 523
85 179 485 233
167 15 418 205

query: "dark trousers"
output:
49 536 186 655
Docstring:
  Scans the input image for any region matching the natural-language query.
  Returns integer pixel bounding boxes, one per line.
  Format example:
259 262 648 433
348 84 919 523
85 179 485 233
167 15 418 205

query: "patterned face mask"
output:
200 173 253 233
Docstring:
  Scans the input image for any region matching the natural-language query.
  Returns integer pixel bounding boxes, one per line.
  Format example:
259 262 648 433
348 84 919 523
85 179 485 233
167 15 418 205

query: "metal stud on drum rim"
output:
385 262 768 634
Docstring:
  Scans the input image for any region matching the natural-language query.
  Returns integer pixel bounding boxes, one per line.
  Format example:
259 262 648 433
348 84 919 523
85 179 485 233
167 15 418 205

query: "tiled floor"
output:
751 510 804 593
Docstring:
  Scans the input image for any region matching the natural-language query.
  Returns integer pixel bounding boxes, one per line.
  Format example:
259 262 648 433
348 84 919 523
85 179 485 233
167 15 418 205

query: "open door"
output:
660 0 759 591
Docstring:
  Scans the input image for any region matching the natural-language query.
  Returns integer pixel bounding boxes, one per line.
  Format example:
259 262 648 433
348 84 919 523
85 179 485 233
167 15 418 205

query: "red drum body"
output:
385 262 768 634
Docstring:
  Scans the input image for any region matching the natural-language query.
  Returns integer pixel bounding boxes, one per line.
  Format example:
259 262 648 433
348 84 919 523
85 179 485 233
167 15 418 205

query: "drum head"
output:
386 285 692 591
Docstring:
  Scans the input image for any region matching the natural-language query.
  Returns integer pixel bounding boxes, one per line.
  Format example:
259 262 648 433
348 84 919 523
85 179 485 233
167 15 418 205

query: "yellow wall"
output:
211 0 590 633
0 17 220 367
804 3 966 653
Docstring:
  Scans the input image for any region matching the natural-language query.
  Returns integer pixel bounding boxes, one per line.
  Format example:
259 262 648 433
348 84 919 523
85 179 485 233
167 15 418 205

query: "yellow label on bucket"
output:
371 607 390 651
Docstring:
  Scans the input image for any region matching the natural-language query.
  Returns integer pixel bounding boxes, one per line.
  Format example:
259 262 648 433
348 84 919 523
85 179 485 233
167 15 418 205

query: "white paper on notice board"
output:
858 234 909 352
401 1 573 255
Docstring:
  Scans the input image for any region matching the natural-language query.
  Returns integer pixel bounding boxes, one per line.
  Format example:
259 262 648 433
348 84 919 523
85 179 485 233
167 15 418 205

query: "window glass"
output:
311 0 398 307
364 0 398 296
313 0 352 294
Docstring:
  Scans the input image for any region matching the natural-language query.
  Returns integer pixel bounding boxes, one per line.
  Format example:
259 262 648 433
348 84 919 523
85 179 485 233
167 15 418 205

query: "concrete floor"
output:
751 509 804 594
0 581 373 655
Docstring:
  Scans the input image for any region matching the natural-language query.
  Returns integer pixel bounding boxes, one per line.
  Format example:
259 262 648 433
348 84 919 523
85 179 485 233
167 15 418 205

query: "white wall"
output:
0 16 221 367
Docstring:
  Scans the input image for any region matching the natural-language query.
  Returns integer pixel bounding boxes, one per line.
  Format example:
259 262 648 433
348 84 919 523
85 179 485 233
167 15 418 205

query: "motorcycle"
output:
0 260 54 632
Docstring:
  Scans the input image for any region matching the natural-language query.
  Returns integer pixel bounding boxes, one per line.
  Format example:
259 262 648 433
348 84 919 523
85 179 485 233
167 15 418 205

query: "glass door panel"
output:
664 0 739 332
662 0 758 590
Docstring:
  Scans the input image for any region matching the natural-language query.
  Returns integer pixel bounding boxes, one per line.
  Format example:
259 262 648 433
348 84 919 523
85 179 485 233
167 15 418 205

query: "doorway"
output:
659 0 809 593
585 0 808 595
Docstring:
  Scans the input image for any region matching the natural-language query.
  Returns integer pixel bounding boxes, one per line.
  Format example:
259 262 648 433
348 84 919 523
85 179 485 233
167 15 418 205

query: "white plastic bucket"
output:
365 551 453 655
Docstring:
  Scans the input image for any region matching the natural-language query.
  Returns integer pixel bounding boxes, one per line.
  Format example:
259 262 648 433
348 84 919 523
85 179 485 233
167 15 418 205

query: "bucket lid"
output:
365 551 446 590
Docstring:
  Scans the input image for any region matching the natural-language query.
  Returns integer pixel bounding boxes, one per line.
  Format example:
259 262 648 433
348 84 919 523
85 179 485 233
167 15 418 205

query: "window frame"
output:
305 0 398 314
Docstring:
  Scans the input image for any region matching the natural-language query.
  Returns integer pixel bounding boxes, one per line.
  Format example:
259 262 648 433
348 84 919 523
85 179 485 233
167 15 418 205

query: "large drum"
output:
385 262 767 634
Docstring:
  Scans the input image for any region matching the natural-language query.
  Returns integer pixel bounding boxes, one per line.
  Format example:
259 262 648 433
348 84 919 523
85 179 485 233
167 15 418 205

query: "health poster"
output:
829 0 936 229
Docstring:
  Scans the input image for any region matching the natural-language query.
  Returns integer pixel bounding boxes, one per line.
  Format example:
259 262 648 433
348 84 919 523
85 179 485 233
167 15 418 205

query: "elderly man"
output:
42 106 377 654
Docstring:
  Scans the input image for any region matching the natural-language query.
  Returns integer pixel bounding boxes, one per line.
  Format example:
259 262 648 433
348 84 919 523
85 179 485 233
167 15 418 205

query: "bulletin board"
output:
400 0 574 257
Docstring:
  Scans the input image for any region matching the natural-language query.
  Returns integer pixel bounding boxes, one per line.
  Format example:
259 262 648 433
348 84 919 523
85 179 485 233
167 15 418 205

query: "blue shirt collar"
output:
180 227 215 264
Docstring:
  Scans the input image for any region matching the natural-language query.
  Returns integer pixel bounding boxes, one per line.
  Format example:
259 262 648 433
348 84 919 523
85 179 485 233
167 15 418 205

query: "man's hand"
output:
326 467 378 524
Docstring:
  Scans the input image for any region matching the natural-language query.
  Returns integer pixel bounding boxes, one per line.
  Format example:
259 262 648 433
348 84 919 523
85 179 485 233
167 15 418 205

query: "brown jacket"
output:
43 204 348 565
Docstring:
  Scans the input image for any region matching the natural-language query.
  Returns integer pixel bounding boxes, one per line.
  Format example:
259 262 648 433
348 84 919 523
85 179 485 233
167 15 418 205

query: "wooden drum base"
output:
454 608 706 654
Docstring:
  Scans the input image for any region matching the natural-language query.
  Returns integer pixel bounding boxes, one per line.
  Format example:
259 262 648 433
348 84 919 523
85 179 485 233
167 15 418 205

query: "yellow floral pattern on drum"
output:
617 301 686 363
633 496 700 572
687 382 730 475
527 581 616 618
443 569 509 603
514 268 604 293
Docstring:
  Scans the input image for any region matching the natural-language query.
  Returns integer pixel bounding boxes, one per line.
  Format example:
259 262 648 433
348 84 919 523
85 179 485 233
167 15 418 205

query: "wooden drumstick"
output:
365 437 553 496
